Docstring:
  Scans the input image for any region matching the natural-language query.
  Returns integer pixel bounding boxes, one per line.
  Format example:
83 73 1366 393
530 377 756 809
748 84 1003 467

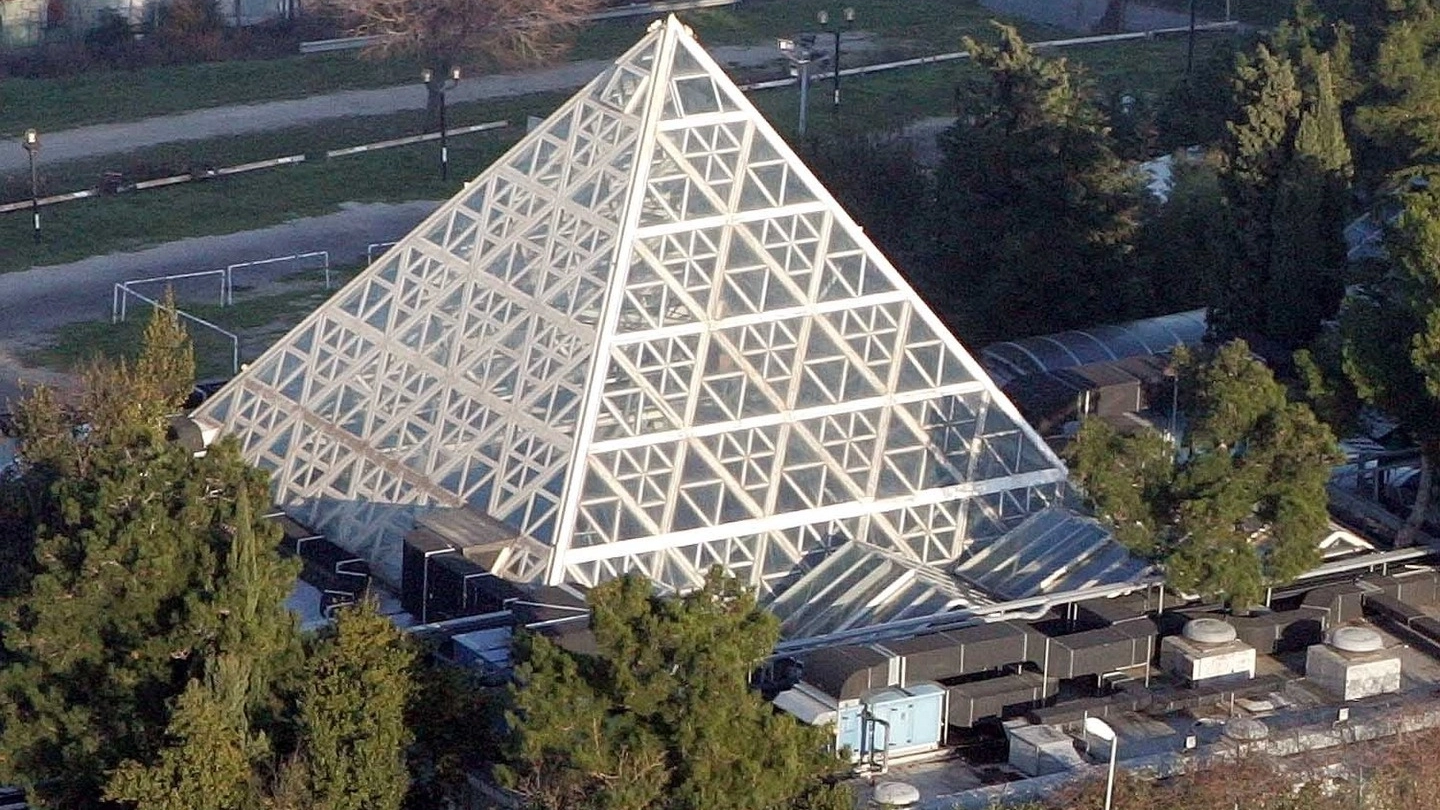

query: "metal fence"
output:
225 250 330 304
111 285 241 374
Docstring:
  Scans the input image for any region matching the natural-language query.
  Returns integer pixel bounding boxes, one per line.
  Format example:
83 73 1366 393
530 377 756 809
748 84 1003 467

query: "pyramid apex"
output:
649 14 692 37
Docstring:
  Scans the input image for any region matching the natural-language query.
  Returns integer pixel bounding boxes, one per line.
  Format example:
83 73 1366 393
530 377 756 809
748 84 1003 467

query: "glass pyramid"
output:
193 17 1071 612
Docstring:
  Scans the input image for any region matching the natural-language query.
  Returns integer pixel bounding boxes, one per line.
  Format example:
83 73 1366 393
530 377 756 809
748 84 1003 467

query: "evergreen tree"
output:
1214 36 1354 349
1266 53 1354 348
1067 340 1339 609
295 600 415 810
1351 0 1440 179
135 288 197 416
1133 156 1236 313
501 570 850 810
1340 170 1440 543
105 657 268 810
934 23 1143 343
404 661 503 810
0 306 301 810
1212 44 1304 340
1154 37 1244 152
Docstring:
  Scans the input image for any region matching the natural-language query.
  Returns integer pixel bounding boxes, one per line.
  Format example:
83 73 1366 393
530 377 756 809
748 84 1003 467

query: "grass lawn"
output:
0 92 555 272
0 50 426 136
0 29 1240 275
1 0 1061 135
29 270 361 378
572 0 1064 60
1142 0 1296 26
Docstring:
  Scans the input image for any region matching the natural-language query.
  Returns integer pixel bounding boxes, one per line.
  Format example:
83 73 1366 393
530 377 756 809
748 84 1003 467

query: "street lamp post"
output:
422 66 462 181
1186 0 1197 75
816 7 855 111
777 34 821 138
22 129 40 242
1084 716 1120 810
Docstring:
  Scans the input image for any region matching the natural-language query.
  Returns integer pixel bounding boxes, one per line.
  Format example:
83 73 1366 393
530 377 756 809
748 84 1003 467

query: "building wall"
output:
1 0 289 47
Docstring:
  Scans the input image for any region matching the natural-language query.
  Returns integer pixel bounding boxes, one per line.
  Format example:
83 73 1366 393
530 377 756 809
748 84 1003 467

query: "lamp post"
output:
22 129 40 242
1084 716 1119 810
1186 0 1197 75
777 34 821 138
421 66 462 181
816 7 855 111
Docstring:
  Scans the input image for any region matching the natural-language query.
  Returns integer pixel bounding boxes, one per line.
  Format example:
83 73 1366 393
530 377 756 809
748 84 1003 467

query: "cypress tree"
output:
105 657 269 810
1266 53 1354 347
295 600 415 810
1214 22 1356 350
1213 44 1304 341
934 23 1143 343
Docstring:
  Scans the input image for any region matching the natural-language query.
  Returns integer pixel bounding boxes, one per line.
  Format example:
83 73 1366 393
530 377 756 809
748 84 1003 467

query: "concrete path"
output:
0 42 793 174
0 200 440 407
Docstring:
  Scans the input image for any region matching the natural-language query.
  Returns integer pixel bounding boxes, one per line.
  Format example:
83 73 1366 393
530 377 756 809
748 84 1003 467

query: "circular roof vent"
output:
1183 617 1238 645
1224 717 1269 741
1330 626 1385 653
873 781 922 808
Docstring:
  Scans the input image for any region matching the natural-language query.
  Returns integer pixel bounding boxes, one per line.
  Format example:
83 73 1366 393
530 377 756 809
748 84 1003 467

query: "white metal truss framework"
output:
193 17 1071 610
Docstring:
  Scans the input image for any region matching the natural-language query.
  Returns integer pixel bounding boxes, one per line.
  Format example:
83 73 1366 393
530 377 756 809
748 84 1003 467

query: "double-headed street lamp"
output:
21 128 40 242
777 33 822 138
816 7 856 111
421 66 462 181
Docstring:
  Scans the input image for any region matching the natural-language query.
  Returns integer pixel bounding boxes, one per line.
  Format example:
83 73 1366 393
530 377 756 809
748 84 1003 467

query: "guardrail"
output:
0 153 307 213
325 121 507 158
299 34 387 54
0 125 498 214
367 241 398 263
741 21 1241 91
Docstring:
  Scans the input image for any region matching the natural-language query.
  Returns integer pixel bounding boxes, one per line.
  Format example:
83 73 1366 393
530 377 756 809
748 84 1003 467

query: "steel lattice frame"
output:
193 17 1070 606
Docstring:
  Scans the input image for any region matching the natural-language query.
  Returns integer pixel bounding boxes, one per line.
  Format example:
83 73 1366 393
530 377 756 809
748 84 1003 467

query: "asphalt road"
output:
0 200 440 408
0 43 797 174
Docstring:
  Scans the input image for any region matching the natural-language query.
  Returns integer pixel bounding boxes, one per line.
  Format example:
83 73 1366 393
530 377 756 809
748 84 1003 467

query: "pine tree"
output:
296 600 415 810
104 657 269 810
934 23 1143 343
501 570 850 810
135 287 196 415
1067 341 1340 609
0 314 301 810
1352 0 1440 178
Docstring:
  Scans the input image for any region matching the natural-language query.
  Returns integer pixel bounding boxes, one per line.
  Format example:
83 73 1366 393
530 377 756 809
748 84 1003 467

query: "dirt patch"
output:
0 342 82 409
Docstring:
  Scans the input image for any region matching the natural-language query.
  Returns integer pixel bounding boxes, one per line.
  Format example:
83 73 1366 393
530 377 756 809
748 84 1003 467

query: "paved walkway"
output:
0 43 797 174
